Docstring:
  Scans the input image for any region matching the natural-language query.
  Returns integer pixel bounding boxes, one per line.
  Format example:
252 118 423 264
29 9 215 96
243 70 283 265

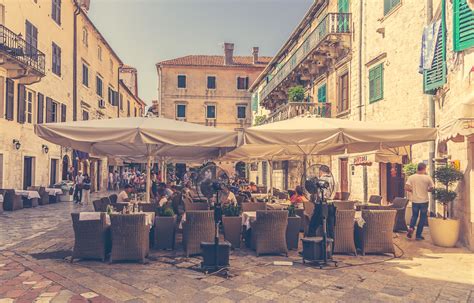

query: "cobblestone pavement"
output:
0 196 473 302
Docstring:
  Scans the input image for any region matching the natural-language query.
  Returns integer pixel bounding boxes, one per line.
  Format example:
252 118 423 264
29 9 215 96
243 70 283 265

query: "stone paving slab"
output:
0 197 473 302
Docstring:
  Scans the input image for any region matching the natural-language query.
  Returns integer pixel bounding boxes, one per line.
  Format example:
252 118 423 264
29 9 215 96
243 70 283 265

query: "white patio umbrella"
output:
35 117 238 200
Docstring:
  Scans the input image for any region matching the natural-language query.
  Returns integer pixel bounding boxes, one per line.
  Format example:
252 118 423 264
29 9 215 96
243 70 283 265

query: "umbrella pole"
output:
268 160 273 198
146 156 152 202
302 155 308 186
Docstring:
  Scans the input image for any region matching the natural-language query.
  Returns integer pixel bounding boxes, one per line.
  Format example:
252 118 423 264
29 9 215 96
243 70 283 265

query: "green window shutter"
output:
369 64 384 103
384 0 400 15
424 2 446 93
453 0 474 51
317 84 327 103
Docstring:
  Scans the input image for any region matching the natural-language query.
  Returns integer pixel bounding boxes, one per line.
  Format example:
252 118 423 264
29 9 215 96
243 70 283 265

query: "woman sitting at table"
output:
290 185 308 206
117 184 133 203
246 182 258 193
217 184 237 206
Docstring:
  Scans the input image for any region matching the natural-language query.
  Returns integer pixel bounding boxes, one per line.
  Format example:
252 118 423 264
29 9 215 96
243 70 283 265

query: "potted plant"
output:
154 206 176 250
403 163 418 223
222 204 242 249
286 205 301 250
288 85 305 102
429 165 463 247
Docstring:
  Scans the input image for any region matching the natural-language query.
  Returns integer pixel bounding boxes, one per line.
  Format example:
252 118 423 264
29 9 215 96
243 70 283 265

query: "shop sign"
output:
354 155 372 166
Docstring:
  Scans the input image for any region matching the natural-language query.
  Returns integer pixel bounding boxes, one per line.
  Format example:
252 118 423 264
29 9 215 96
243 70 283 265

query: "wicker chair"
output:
109 194 118 204
355 210 396 256
334 192 351 201
28 186 49 205
139 202 157 213
250 210 288 257
236 194 247 205
332 201 356 211
295 208 305 232
110 214 150 263
184 196 209 211
303 202 315 236
182 211 214 257
0 189 23 211
333 210 357 255
241 202 266 212
389 197 409 232
368 195 383 205
71 213 111 262
93 199 108 212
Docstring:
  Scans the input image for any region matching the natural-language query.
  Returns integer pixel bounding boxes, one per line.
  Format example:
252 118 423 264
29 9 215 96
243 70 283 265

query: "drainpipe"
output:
427 0 436 214
117 64 122 118
359 0 368 202
73 5 80 121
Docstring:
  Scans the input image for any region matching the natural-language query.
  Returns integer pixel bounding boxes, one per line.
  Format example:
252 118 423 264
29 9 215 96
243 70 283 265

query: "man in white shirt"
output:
73 171 84 204
405 162 434 240
117 184 133 203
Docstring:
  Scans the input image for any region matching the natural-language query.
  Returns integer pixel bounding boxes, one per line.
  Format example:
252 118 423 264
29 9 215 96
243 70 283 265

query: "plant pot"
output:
154 215 176 250
222 216 242 249
428 217 460 248
286 216 301 250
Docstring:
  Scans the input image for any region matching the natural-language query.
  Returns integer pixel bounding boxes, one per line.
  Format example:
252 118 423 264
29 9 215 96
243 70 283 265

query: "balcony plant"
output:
222 204 242 249
288 85 305 102
253 115 267 126
428 165 463 247
286 205 301 250
154 206 176 250
402 163 418 177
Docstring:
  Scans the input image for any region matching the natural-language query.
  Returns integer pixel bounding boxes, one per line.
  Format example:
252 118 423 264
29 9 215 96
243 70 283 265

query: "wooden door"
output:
23 157 33 189
50 159 58 186
339 158 349 193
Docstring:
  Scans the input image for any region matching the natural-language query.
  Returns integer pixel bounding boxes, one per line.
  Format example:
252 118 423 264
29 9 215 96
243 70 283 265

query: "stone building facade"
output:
0 0 145 192
156 43 271 131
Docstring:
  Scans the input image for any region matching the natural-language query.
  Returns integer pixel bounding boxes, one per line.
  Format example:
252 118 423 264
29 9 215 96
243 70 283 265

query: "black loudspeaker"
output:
301 237 333 263
200 241 231 269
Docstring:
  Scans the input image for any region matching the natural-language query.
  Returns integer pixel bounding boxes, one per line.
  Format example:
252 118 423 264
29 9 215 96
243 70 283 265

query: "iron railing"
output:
263 102 331 124
0 24 45 75
260 13 351 102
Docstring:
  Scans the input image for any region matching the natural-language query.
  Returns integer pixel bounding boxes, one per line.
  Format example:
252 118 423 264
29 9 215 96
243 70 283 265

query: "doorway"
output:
380 162 405 203
339 158 349 193
96 160 101 191
0 154 3 188
62 155 69 180
235 161 246 179
50 159 58 186
23 156 34 189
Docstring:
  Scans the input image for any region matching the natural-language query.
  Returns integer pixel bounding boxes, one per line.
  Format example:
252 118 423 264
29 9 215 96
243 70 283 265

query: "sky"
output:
88 0 314 105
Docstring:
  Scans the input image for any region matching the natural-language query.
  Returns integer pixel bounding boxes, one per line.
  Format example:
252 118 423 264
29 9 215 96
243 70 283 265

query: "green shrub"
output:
403 163 418 177
158 206 175 217
433 165 463 219
254 115 267 126
287 204 296 217
288 86 305 102
223 204 241 217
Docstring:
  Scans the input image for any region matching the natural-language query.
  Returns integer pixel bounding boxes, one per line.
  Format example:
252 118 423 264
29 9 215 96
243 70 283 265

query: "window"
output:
96 76 103 97
51 0 61 25
119 93 123 110
82 110 89 121
337 72 349 113
177 75 186 88
453 0 474 51
369 64 384 103
237 77 249 90
46 98 58 123
317 83 327 103
51 102 58 122
384 0 400 15
176 104 186 118
25 21 38 59
61 103 66 122
37 93 44 124
127 100 130 117
97 45 102 61
207 76 216 89
17 84 26 123
82 63 89 87
237 105 246 119
108 87 113 104
26 90 34 123
206 105 216 119
134 107 137 117
5 78 14 121
82 28 88 47
52 42 61 76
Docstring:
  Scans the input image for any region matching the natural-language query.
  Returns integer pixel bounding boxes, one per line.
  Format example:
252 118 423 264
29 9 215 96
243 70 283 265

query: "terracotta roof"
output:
157 55 272 67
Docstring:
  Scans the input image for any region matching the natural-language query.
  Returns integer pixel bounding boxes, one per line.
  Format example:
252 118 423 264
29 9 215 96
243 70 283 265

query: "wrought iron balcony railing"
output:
260 13 351 102
0 24 46 75
263 102 331 124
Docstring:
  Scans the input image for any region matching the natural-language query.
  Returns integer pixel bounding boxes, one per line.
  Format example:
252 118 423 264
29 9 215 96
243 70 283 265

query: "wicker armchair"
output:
182 211 214 257
333 210 357 255
241 202 266 212
303 202 315 236
184 196 209 211
389 197 408 232
139 202 157 213
71 213 111 262
355 210 396 256
334 192 351 201
110 214 150 263
236 194 247 205
109 194 118 204
332 201 356 211
250 210 288 256
0 189 23 211
93 199 108 212
368 195 383 205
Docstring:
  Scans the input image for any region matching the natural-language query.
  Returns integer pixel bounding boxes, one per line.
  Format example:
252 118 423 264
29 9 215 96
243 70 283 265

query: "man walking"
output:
405 162 434 240
73 171 84 204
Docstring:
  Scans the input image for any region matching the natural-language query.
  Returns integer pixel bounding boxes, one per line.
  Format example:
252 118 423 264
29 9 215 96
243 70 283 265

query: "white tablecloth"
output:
15 190 40 199
242 211 257 229
45 188 63 196
78 212 155 226
355 211 366 228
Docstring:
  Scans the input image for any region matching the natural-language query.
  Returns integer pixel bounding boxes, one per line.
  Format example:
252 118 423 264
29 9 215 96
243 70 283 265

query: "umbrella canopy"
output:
242 116 437 155
35 117 238 158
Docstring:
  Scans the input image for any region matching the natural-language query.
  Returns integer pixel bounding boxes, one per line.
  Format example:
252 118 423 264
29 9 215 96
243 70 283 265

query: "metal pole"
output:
268 160 273 198
427 0 436 214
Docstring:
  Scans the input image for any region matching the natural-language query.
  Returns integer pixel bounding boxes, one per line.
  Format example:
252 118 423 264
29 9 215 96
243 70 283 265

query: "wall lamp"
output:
42 144 49 154
12 139 21 150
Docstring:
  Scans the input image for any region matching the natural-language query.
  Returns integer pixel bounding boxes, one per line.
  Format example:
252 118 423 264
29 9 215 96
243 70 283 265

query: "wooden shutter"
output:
61 103 66 122
369 64 384 102
424 14 446 93
453 0 474 51
17 84 26 123
37 93 44 124
45 97 53 123
318 84 327 103
5 78 14 120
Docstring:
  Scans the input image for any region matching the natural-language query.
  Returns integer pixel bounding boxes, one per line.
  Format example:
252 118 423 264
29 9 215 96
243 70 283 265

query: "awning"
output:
438 93 474 142
352 147 409 166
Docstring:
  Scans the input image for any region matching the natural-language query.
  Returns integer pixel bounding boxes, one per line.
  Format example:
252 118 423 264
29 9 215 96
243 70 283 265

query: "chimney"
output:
223 43 234 65
252 47 259 64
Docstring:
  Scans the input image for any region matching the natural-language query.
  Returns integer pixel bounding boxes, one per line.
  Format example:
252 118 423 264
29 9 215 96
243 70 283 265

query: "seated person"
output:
157 182 173 200
183 181 198 198
117 184 133 202
290 185 308 206
217 185 237 206
247 182 258 193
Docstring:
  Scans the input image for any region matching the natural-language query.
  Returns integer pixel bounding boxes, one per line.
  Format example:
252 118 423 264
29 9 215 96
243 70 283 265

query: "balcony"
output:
260 13 351 109
263 102 331 124
0 24 46 84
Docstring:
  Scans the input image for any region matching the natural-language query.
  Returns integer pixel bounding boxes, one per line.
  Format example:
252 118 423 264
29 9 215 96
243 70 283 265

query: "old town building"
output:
0 0 145 192
156 43 271 130
250 0 473 249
